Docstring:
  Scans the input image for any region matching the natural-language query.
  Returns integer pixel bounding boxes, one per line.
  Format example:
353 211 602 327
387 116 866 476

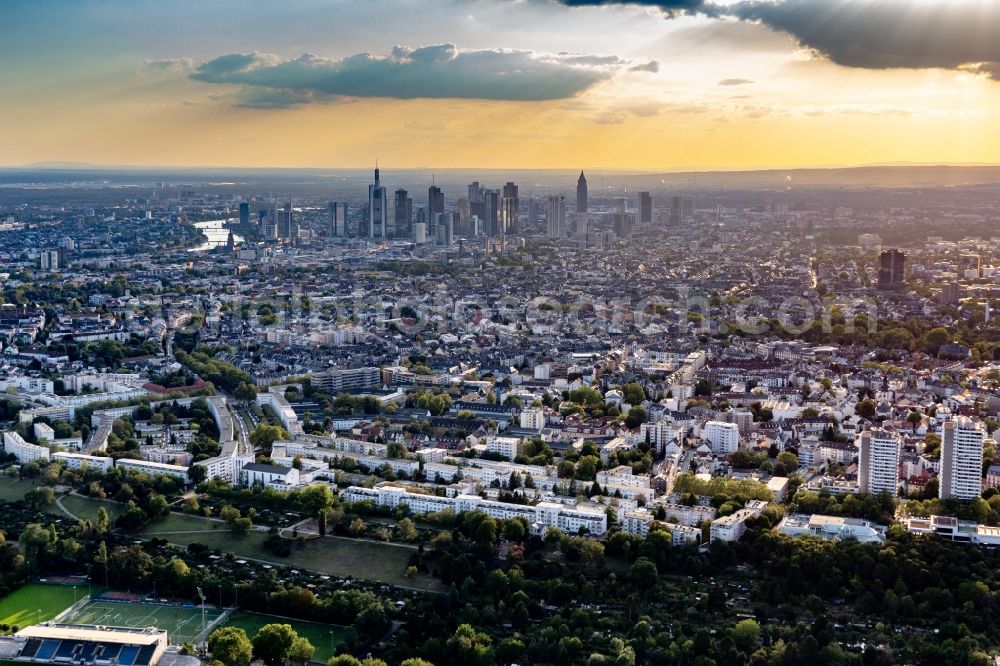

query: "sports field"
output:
0 583 80 628
225 612 347 663
63 600 225 645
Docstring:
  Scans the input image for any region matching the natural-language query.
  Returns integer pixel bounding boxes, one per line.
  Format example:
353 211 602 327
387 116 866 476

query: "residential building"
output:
940 417 984 501
858 429 900 495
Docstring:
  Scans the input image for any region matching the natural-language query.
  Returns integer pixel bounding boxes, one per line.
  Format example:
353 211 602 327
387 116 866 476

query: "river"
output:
189 219 244 252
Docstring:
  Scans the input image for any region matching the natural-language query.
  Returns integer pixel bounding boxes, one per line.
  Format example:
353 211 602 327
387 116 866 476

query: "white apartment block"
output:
52 452 113 472
519 408 545 432
657 501 718 527
255 386 302 435
486 436 521 461
702 420 740 455
709 500 769 542
597 465 652 489
33 422 55 442
3 431 50 463
0 376 54 393
345 484 607 535
194 454 254 484
940 417 984 501
858 429 900 496
115 458 189 481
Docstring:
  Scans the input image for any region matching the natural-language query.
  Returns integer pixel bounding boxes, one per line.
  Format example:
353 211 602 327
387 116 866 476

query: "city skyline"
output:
5 0 1000 170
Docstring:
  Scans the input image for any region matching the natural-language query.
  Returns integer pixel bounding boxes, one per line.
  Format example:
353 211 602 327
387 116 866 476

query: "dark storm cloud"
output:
555 0 709 15
729 0 1000 78
189 44 652 107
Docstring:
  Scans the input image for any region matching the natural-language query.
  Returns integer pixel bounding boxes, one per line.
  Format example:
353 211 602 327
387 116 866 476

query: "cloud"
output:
550 0 1000 80
630 60 661 73
190 44 649 107
717 77 753 86
553 0 710 17
729 0 1000 79
140 57 195 76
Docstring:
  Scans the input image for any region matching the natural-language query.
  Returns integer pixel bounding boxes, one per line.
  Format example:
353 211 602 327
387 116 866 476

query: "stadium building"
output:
10 623 167 666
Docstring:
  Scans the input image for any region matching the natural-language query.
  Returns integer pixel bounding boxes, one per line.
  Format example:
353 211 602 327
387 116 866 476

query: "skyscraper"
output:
858 429 900 495
428 185 444 221
668 196 682 227
501 181 518 235
456 197 470 236
576 171 588 214
547 194 565 238
328 202 346 238
483 189 500 236
877 249 905 289
368 167 387 239
238 202 249 226
277 202 296 241
527 196 538 229
639 191 652 226
394 189 412 238
468 181 485 223
612 211 635 238
940 417 984 501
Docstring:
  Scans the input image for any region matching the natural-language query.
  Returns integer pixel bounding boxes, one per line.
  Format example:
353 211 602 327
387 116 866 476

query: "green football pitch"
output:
0 583 81 628
63 601 226 645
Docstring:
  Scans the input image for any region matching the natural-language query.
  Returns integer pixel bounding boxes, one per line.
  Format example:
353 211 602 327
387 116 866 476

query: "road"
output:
229 404 252 456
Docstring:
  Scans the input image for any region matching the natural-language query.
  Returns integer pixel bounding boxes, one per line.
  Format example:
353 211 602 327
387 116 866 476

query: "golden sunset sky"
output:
3 0 1000 170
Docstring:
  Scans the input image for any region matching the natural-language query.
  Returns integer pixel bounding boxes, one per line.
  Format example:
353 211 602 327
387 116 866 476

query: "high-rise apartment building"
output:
858 429 900 495
940 417 984 501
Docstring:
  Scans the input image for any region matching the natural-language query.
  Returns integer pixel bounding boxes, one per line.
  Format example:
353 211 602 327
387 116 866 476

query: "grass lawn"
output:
59 494 127 523
0 583 81 628
281 536 430 589
225 611 347 663
140 512 437 590
0 478 49 504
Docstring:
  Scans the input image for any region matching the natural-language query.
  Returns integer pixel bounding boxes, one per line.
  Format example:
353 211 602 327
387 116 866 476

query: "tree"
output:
399 660 435 666
24 486 55 509
624 406 647 429
395 517 418 542
287 637 315 664
252 624 297 666
856 399 877 421
446 624 493 666
234 382 259 402
327 657 362 666
502 518 527 543
250 424 289 452
188 464 208 484
621 383 646 405
298 484 334 518
730 619 760 653
208 626 252 666
96 507 110 534
906 410 923 432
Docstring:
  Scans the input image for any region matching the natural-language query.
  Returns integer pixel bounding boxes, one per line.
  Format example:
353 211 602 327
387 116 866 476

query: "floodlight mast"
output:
197 587 207 655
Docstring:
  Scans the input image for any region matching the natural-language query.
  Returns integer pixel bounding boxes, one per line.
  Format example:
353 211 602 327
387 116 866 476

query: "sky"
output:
3 0 1000 170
